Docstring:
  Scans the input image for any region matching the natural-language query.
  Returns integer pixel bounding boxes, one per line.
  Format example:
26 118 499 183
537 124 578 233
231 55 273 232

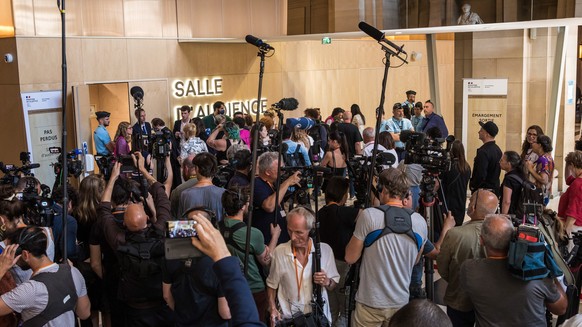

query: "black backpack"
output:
508 174 544 219
116 228 165 303
363 205 421 251
284 144 307 167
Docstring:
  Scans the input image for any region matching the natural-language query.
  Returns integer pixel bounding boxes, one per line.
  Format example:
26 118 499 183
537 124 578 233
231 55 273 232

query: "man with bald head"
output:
99 156 174 327
436 189 498 327
461 215 567 327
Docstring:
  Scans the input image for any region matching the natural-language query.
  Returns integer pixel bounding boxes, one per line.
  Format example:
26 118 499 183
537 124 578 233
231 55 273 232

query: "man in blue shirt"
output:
93 111 113 156
418 100 449 137
381 103 414 160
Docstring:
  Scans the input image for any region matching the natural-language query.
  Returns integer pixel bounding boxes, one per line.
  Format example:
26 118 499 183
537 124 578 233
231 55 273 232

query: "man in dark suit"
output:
132 108 152 156
173 105 192 145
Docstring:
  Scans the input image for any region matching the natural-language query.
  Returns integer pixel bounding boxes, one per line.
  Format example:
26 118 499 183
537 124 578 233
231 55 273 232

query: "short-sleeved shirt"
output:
94 125 111 155
535 153 554 194
252 177 290 244
318 204 359 261
336 123 363 158
114 137 130 157
266 240 339 322
380 118 413 148
460 258 560 327
222 218 266 292
162 256 227 327
2 263 87 326
559 176 582 226
353 206 427 309
411 115 423 131
178 185 225 221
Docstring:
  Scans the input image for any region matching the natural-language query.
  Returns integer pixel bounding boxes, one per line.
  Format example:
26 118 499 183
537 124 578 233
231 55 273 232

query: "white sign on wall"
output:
20 91 63 189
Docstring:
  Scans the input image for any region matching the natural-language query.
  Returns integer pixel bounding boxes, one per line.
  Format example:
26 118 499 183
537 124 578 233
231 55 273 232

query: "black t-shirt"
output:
501 169 525 215
318 204 359 261
162 256 227 327
441 165 471 226
227 171 250 189
336 123 363 158
252 177 290 245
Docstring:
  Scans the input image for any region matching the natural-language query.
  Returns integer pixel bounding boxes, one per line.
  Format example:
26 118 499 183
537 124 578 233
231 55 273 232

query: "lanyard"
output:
292 242 312 302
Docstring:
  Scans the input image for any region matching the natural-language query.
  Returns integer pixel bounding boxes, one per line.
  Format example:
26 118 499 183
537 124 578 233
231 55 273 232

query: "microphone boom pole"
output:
244 36 272 276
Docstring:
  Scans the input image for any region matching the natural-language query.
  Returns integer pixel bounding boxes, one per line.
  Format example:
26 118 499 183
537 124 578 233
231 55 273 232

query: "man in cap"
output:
402 90 416 119
94 111 114 156
469 121 502 194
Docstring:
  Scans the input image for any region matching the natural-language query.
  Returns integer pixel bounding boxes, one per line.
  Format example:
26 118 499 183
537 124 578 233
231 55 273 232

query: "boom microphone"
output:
358 21 407 55
272 98 299 111
245 35 274 50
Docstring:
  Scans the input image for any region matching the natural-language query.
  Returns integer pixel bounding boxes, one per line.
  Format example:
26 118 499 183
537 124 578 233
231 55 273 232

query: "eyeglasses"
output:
527 132 538 136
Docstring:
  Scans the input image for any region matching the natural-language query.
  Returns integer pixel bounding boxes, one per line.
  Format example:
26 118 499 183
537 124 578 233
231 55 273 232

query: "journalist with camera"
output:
99 155 173 327
267 207 339 327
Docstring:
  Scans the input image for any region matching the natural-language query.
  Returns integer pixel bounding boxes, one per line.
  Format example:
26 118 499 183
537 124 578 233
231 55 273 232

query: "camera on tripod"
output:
149 128 172 160
401 131 454 173
347 152 396 208
212 164 236 188
49 147 84 178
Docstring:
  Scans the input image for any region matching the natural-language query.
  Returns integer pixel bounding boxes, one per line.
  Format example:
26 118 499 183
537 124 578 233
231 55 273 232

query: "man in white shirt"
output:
362 127 398 169
267 207 340 326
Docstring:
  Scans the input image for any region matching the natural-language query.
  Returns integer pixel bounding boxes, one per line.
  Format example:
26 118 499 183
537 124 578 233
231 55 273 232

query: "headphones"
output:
182 206 218 226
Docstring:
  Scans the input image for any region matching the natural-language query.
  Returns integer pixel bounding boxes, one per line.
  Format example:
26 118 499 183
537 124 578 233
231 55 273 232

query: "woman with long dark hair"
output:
321 131 349 191
520 125 544 163
351 104 366 136
440 140 471 226
526 135 554 205
500 151 526 215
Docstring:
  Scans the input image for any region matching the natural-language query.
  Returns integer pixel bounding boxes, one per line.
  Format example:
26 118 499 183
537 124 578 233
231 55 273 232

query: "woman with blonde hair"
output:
180 123 208 161
113 121 132 156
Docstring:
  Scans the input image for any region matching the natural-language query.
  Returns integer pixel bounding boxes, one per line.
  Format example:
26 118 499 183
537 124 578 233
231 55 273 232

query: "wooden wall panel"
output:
333 0 360 32
81 38 129 82
83 0 125 36
179 0 223 38
13 0 36 36
124 0 166 37
223 0 251 38
252 0 287 37
0 38 19 85
126 39 169 80
288 5 308 35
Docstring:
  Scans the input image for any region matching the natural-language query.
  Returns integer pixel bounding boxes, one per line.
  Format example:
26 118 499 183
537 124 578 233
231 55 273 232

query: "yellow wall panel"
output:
81 38 129 82
126 39 169 80
222 0 251 38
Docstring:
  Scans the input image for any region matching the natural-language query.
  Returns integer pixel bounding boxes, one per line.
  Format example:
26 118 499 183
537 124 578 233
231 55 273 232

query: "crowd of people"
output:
0 89 580 327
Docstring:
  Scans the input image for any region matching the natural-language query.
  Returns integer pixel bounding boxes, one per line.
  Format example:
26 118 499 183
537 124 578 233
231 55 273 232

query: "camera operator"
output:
0 227 90 325
51 185 79 262
345 168 428 326
253 152 301 245
162 207 230 327
460 215 567 326
99 156 173 327
267 207 340 326
14 176 41 197
94 111 114 156
226 148 252 189
0 199 55 285
220 187 281 322
177 152 225 221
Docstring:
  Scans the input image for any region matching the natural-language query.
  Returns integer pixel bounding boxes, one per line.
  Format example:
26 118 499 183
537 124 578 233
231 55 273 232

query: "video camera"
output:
49 147 84 178
212 164 236 188
149 128 172 160
0 152 40 186
347 152 396 208
401 131 454 173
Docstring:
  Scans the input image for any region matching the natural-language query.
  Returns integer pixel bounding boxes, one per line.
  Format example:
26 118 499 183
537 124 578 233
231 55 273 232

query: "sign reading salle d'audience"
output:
172 77 268 118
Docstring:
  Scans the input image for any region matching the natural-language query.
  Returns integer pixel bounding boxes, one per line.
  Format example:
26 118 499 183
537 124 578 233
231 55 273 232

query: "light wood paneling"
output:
223 0 251 38
126 39 169 80
81 38 129 82
32 0 84 36
0 38 19 85
124 0 166 37
83 0 125 36
0 84 27 165
12 0 35 36
16 38 62 85
178 0 223 38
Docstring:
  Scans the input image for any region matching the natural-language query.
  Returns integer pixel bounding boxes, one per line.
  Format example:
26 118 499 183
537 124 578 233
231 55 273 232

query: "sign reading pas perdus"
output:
172 77 268 118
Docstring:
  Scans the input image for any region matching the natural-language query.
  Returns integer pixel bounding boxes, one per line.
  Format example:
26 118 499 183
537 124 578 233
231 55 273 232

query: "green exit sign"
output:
322 37 332 45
